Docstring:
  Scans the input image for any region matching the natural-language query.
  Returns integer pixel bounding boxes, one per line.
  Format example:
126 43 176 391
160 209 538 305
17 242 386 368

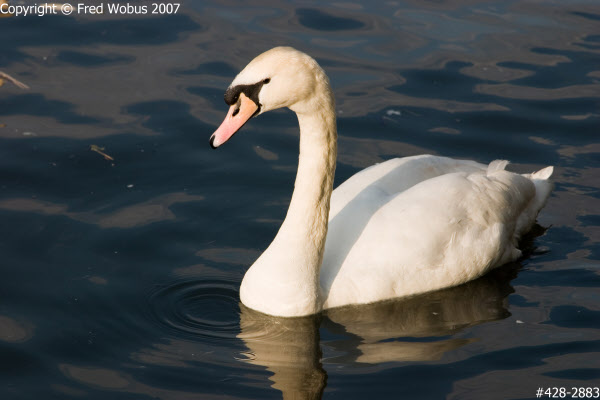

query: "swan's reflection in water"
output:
238 264 516 399
240 308 326 399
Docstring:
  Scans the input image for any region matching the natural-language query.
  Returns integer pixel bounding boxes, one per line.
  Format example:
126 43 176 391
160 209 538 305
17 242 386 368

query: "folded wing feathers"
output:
487 159 510 175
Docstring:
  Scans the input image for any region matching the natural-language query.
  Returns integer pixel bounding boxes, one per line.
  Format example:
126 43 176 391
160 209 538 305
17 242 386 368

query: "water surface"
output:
0 0 599 399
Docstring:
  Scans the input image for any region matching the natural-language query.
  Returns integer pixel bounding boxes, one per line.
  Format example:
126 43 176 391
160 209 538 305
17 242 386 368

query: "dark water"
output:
1 1 599 399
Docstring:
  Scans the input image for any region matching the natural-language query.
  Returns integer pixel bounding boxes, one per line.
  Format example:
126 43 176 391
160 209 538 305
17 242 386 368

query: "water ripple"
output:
147 278 240 342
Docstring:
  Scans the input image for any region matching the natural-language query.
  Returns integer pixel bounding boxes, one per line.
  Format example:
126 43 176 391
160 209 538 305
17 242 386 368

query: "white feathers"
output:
532 166 554 180
487 159 510 174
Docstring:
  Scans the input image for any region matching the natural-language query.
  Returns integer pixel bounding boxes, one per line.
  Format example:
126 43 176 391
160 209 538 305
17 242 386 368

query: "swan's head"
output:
209 46 330 148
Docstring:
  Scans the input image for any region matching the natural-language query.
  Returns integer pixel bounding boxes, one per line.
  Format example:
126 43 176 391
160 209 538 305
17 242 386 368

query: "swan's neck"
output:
240 98 337 317
282 110 337 254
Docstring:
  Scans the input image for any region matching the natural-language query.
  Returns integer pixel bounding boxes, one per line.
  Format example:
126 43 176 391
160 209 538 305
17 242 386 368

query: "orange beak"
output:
209 93 259 149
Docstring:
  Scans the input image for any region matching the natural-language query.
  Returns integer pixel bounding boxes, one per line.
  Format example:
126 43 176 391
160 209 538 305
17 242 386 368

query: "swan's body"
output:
210 47 553 317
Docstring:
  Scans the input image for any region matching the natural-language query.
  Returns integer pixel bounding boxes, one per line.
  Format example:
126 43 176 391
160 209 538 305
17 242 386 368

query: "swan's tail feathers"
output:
531 165 554 180
516 166 554 237
528 166 554 210
487 159 510 175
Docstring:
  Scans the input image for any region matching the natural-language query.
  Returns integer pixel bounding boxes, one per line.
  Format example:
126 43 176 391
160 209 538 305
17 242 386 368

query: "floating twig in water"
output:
0 71 30 90
90 145 114 161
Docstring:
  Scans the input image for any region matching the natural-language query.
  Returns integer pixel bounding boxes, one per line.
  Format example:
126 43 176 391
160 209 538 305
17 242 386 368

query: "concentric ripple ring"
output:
147 278 240 342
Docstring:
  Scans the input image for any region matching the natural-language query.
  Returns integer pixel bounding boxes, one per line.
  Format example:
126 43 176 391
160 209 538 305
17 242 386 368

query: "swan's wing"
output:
323 162 552 308
329 155 486 219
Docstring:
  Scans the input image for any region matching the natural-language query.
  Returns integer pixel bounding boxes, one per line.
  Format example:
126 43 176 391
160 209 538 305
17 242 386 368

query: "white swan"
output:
209 47 553 317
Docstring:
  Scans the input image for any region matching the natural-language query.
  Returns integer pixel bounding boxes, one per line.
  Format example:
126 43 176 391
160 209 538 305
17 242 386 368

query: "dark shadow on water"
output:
498 47 600 89
543 368 600 381
570 11 600 21
546 306 600 329
296 8 365 31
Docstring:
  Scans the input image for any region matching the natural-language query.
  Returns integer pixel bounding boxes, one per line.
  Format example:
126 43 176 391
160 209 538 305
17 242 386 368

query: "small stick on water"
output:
90 145 114 161
0 71 30 90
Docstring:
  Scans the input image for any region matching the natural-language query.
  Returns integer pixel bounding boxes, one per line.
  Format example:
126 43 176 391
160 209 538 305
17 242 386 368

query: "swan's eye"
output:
263 78 271 84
